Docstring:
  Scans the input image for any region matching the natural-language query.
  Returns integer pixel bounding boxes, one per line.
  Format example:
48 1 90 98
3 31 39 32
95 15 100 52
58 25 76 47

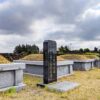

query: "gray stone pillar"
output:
43 40 57 84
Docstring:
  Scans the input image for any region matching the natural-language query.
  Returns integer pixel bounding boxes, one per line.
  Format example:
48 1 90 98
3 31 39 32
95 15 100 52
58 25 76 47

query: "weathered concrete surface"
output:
47 81 79 92
0 63 25 91
0 83 26 92
14 60 74 78
94 59 100 68
73 59 95 71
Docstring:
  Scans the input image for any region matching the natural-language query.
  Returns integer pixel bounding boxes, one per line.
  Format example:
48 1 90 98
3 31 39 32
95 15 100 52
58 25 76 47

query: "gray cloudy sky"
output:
0 0 100 53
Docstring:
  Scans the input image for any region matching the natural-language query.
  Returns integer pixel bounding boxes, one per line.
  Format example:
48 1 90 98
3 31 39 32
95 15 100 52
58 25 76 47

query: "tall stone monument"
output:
43 40 57 84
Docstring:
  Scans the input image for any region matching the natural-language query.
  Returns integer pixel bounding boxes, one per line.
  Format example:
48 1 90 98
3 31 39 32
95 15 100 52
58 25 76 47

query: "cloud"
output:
76 4 100 40
0 0 97 35
0 1 11 11
0 0 100 52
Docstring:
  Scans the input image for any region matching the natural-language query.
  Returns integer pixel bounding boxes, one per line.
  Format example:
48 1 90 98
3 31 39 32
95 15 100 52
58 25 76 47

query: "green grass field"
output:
1 68 100 100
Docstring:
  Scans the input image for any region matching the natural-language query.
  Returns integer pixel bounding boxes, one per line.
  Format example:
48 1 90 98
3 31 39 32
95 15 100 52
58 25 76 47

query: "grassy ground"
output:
22 54 64 61
1 68 100 100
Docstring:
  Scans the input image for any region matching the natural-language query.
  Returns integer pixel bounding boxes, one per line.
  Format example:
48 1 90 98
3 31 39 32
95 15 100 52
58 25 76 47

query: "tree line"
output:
58 46 100 55
14 44 39 55
13 44 100 56
12 44 39 60
2 44 100 61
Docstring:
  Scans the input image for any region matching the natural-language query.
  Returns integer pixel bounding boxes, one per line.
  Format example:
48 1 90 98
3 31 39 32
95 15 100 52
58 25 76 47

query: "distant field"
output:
0 55 10 64
1 68 100 100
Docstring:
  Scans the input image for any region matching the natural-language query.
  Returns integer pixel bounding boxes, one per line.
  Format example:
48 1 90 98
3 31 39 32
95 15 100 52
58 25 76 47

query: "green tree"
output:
79 48 84 53
93 47 98 52
65 46 70 53
58 45 70 54
31 45 39 54
13 44 39 55
84 48 90 53
14 45 22 54
58 46 65 54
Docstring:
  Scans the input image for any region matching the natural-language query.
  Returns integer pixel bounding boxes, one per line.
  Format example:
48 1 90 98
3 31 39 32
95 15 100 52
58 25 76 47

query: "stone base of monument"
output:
37 81 79 92
37 83 46 88
47 81 79 92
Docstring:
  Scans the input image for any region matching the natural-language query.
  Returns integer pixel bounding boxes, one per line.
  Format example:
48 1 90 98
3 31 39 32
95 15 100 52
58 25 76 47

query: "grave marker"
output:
43 40 57 84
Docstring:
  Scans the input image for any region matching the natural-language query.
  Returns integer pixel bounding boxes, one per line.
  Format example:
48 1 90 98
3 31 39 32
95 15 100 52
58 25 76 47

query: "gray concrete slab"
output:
13 60 73 66
0 63 26 92
74 59 95 62
0 63 25 71
47 81 79 92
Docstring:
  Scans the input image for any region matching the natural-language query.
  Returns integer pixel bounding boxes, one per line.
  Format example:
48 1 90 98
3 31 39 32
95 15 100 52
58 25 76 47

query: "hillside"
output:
21 54 64 61
60 54 99 60
0 55 10 64
21 54 99 61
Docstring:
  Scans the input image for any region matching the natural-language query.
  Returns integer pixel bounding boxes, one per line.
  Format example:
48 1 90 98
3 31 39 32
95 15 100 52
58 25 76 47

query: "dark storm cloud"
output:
0 1 35 34
0 0 100 41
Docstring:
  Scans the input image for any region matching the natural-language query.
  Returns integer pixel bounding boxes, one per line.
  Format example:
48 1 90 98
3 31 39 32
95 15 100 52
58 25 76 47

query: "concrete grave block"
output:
47 81 79 92
14 60 74 78
73 59 95 71
94 59 100 68
0 63 25 92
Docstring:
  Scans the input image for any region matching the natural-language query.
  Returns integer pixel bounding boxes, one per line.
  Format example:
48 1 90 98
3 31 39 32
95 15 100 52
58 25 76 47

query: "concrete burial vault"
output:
0 63 25 92
14 60 74 78
94 59 100 68
73 59 95 71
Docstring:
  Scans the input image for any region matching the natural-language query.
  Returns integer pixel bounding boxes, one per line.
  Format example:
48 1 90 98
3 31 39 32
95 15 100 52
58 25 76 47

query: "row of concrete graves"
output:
14 40 74 78
14 60 74 78
13 40 100 92
14 59 95 77
0 40 100 92
14 55 98 77
0 40 79 92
